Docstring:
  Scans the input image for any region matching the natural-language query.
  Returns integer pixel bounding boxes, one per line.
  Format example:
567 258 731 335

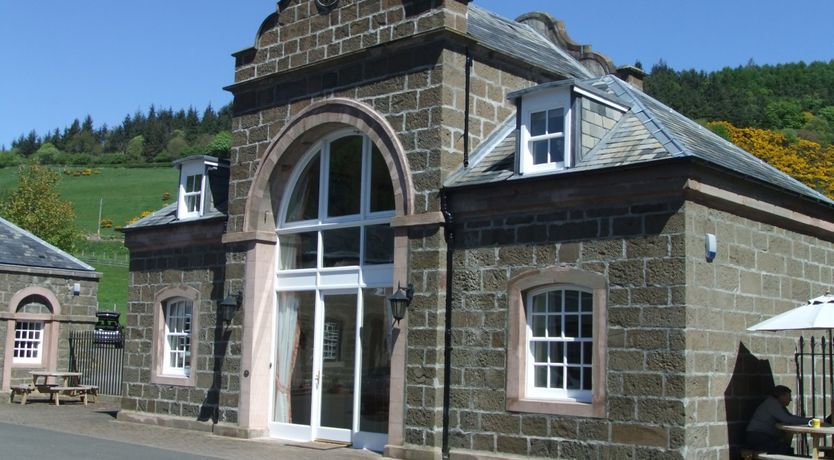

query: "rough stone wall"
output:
226 0 574 450
683 202 834 459
234 0 468 85
579 96 623 158
432 199 687 458
121 242 237 423
0 271 99 317
0 270 98 388
228 46 536 446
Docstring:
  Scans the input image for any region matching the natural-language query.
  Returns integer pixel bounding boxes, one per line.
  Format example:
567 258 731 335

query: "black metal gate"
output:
68 330 124 396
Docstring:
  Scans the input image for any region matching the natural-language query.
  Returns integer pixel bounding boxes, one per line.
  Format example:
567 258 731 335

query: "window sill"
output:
507 396 605 418
11 361 44 368
151 374 195 387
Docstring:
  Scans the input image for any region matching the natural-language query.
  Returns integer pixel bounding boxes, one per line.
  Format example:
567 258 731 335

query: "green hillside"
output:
58 167 178 237
0 166 176 238
0 166 177 319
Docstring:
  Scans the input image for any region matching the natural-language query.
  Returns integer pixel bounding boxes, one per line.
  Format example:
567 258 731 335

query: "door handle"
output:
315 370 321 389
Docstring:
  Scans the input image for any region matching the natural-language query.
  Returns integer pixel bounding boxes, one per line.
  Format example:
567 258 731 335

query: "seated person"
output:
746 385 811 454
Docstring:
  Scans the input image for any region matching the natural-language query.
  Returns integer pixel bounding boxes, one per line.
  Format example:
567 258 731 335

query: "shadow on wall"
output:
724 342 775 459
198 269 229 425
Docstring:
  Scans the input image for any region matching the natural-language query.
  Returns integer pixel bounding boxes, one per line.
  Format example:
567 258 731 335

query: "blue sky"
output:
1 0 832 148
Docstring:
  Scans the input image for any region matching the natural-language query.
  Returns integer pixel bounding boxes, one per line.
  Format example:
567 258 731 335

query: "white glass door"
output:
270 289 390 450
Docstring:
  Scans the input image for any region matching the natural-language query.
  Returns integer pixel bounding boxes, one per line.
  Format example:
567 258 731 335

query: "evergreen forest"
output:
0 104 233 168
2 60 834 196
643 59 834 197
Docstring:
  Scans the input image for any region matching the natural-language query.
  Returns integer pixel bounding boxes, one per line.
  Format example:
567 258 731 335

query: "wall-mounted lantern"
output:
219 291 242 324
388 283 413 325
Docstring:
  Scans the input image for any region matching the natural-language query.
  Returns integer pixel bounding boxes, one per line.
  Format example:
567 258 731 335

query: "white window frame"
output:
519 88 572 175
525 287 593 403
177 162 206 220
276 130 396 278
162 299 192 377
506 268 607 418
13 320 44 364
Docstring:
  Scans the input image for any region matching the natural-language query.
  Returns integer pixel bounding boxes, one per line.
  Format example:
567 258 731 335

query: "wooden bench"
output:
79 384 99 403
47 386 89 406
9 384 35 404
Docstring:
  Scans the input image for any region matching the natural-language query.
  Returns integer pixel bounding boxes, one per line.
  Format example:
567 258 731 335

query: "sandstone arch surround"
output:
242 98 415 237
2 286 62 392
226 98 415 439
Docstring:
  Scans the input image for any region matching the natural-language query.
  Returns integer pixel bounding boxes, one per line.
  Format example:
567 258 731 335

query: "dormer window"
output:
530 108 565 168
512 81 628 177
173 155 227 221
519 87 572 175
183 172 203 215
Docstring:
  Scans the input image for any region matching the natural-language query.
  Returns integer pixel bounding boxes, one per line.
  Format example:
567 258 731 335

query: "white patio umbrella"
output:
748 293 834 418
749 294 834 333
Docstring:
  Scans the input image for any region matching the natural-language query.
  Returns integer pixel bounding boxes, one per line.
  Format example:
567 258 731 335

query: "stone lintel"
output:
0 312 97 323
124 219 226 252
221 231 278 245
390 212 445 229
0 263 101 281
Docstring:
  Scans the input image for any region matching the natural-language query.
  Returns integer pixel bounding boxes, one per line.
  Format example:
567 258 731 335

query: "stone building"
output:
0 217 100 390
118 1 834 459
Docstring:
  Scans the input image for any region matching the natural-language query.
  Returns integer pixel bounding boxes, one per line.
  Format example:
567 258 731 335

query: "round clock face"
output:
316 0 338 8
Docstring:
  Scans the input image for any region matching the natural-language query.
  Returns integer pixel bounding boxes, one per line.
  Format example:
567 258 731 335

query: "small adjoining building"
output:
0 217 100 390
117 2 834 459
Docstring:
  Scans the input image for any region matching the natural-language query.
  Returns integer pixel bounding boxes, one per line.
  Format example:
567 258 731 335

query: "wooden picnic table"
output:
777 423 834 460
30 371 81 388
8 371 97 406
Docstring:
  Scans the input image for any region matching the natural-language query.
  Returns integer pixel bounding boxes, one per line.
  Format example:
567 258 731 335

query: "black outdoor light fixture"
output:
388 283 413 324
219 291 242 324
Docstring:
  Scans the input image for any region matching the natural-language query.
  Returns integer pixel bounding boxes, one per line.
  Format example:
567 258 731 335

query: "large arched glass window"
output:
272 131 395 449
278 132 395 270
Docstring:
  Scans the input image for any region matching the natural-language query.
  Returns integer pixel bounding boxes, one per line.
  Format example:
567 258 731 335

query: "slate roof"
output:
121 203 225 230
466 5 594 80
446 75 834 208
0 216 96 272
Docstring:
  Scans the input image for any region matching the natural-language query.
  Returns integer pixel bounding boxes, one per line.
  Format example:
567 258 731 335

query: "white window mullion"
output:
13 320 44 364
320 142 331 225
525 288 592 402
163 299 192 376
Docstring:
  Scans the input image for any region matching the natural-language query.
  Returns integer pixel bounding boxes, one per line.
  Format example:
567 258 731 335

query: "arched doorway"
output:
269 129 394 451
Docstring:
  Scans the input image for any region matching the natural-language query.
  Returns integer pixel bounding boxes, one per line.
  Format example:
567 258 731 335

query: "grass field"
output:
0 166 176 321
0 166 177 238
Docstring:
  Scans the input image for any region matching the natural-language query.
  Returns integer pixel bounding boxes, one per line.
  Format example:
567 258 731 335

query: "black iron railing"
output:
795 334 833 456
68 330 124 396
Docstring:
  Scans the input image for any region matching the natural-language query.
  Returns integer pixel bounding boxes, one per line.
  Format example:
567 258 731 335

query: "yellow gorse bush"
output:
707 121 834 198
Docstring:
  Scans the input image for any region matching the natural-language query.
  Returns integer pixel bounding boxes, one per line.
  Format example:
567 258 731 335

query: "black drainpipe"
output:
440 189 454 460
442 45 471 460
463 47 472 168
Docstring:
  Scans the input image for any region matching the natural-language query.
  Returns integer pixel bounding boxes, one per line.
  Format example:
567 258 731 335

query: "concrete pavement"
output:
1 395 382 459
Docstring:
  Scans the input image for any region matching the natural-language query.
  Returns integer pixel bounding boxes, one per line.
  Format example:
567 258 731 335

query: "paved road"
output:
0 422 223 459
0 396 381 460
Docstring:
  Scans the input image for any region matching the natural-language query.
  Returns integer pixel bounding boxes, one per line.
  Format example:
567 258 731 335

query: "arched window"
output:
507 268 607 418
151 286 199 386
272 131 395 449
278 131 395 270
13 295 54 365
525 287 594 402
162 298 192 376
